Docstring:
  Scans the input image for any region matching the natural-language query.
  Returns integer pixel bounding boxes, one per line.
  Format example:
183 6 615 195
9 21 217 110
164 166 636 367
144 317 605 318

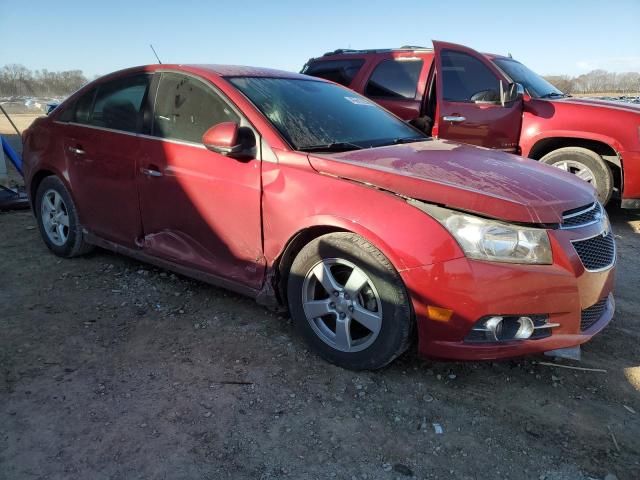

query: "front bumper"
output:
401 221 616 361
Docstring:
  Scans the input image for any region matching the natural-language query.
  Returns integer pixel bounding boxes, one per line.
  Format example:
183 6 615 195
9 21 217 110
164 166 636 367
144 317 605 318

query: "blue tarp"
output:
1 135 23 177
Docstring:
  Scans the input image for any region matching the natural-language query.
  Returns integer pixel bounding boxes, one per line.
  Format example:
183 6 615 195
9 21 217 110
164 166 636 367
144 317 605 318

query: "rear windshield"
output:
227 77 425 150
301 59 365 87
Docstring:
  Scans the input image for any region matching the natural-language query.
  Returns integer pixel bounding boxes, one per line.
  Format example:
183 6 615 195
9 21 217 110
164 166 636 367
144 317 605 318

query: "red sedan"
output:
22 65 616 369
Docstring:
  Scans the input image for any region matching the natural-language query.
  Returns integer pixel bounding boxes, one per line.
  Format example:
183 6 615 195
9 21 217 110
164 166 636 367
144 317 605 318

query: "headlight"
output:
418 204 552 264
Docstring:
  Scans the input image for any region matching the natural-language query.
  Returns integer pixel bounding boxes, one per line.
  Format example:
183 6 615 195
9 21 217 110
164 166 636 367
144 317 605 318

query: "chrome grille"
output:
581 298 607 331
562 202 601 229
572 232 616 271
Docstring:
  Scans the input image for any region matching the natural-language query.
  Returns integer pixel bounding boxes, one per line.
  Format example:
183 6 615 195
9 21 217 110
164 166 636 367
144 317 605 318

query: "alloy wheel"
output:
40 189 70 246
553 160 597 187
301 258 383 353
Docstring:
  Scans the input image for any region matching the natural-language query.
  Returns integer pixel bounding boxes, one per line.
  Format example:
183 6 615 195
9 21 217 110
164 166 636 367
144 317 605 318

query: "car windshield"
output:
227 77 426 151
492 57 566 99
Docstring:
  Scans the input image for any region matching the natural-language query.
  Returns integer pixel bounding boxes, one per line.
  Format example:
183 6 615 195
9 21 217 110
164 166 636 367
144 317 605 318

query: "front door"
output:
136 72 264 288
433 41 522 152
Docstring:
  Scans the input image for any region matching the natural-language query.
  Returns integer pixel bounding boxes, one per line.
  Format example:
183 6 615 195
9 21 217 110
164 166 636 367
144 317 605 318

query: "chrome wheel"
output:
554 160 597 187
40 189 70 246
302 258 383 353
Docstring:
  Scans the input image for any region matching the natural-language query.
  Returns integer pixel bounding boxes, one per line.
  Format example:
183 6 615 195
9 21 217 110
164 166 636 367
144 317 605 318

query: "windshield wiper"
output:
540 92 569 98
299 141 364 152
391 136 427 145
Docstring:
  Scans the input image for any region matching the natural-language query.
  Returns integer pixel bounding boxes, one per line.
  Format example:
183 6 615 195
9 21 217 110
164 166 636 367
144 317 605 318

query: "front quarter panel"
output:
262 149 464 273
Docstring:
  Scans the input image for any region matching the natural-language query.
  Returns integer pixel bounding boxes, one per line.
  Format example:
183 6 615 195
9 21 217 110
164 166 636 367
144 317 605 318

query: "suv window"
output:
153 73 240 144
365 59 423 99
303 59 365 87
441 50 500 102
89 75 150 132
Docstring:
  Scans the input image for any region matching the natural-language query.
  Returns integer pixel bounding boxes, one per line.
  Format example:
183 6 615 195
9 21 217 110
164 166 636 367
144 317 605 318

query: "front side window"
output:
365 59 423 99
441 50 500 103
228 77 425 150
302 59 365 87
153 73 240 144
89 75 150 132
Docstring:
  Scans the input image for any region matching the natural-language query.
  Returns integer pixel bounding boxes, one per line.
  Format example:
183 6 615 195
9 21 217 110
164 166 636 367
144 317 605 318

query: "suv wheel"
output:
287 232 412 370
35 176 93 258
540 147 613 204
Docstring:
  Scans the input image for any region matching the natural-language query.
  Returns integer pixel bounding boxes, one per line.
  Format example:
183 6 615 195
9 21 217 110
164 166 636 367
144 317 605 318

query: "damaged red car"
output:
22 65 616 369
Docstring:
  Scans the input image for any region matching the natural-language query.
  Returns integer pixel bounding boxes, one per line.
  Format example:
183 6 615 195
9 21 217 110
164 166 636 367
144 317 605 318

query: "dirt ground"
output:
1 117 639 480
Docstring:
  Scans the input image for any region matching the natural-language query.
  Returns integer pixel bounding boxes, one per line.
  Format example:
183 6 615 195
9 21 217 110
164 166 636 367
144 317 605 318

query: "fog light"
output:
466 314 556 343
485 316 533 341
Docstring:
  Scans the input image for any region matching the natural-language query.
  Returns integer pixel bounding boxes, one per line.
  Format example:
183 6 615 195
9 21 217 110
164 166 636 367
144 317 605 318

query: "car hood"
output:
307 140 596 224
551 97 640 114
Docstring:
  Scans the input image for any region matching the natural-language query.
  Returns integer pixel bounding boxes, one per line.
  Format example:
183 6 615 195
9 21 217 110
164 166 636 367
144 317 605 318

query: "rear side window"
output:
153 73 240 144
88 75 150 132
303 59 365 87
59 89 95 124
365 59 423 99
441 50 500 102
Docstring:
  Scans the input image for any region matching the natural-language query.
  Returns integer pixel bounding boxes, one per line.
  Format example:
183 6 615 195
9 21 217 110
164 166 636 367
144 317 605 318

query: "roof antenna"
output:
150 44 162 64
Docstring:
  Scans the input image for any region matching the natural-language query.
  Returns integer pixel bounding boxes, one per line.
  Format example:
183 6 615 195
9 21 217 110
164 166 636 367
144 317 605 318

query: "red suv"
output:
22 65 615 369
302 41 640 207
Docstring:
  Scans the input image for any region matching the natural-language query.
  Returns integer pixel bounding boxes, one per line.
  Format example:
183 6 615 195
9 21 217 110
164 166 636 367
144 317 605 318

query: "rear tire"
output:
540 147 613 204
287 232 412 370
35 176 93 258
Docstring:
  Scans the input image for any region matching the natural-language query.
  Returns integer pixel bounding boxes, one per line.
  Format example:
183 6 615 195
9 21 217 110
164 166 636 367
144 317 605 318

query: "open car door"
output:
432 40 522 152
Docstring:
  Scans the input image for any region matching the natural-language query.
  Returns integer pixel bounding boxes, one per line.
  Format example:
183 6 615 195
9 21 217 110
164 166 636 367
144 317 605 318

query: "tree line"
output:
1 63 639 98
544 70 640 95
0 64 91 98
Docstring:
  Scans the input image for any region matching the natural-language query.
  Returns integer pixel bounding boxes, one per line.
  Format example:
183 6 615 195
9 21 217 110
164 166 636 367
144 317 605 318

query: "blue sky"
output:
1 0 639 77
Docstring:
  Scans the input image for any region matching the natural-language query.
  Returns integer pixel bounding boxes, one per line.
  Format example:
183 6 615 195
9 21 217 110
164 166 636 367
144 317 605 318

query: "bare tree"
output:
545 70 640 94
0 64 90 97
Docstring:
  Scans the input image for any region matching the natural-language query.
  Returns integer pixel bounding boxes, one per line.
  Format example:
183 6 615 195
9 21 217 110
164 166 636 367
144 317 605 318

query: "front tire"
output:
540 147 613 204
287 232 413 370
35 176 93 258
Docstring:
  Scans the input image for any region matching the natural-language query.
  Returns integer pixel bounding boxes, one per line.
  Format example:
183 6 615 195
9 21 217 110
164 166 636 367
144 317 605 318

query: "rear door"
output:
61 74 150 246
433 41 522 151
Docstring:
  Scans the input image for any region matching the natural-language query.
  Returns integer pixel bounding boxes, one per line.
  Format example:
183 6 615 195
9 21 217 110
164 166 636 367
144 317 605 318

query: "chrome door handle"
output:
442 116 466 122
68 146 85 155
141 167 163 178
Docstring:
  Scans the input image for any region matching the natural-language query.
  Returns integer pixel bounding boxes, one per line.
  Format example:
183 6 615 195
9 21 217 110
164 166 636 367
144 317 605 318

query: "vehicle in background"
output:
302 41 640 207
22 65 615 369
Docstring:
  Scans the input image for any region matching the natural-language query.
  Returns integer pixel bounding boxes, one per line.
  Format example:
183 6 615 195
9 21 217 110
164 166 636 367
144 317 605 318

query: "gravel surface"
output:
1 206 639 480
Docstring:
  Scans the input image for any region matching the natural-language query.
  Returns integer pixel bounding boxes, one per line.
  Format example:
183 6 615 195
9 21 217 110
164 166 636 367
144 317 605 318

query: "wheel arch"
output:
527 137 622 193
29 169 58 214
271 211 418 306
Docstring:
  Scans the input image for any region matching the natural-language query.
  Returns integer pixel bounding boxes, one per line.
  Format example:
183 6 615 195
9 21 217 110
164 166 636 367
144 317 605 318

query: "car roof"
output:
180 64 313 80
92 64 319 86
124 64 314 80
310 47 506 63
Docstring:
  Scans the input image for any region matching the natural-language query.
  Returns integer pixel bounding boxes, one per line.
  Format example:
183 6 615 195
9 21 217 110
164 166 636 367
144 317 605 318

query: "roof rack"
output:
322 46 433 57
